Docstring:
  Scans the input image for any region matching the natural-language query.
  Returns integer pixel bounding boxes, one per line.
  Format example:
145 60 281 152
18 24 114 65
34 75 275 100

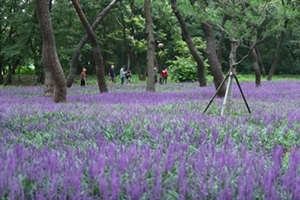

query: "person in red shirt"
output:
80 68 87 86
161 67 168 84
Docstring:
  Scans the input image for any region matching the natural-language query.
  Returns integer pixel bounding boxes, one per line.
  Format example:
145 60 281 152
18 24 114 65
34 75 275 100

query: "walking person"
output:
125 68 132 84
80 68 87 86
161 67 168 84
109 65 116 85
120 65 126 85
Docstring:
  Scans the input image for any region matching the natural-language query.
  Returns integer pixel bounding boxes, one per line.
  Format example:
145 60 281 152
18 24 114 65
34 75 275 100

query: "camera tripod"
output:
203 70 251 115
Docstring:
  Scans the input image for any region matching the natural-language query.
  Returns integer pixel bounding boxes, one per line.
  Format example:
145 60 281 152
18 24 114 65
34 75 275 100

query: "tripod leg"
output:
203 73 229 114
233 75 251 113
220 73 234 116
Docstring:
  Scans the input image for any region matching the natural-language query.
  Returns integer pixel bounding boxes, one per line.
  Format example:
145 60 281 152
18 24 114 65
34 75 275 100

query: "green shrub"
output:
167 56 199 82
166 37 208 82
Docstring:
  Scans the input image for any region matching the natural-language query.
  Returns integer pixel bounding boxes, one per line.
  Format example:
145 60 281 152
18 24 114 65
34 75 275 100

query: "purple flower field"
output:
0 81 300 199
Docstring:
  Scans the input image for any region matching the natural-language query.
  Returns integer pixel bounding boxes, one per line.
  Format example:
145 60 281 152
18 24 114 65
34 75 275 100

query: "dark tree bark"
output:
217 14 228 64
201 23 226 97
250 41 261 87
171 0 206 87
119 11 131 69
3 59 20 86
241 1 261 87
132 52 146 81
71 0 108 93
35 0 67 103
66 0 119 88
144 0 155 91
0 24 3 84
267 19 289 81
44 68 54 97
0 62 3 84
128 18 145 81
256 47 266 76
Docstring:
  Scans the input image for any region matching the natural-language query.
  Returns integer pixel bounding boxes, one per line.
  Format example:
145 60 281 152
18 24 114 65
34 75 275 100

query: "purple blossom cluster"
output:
0 81 300 199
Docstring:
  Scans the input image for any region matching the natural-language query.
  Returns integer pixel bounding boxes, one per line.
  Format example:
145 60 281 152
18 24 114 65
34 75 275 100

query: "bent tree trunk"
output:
201 23 226 97
241 1 261 87
250 41 261 87
144 0 155 92
171 0 206 87
256 47 266 76
267 19 288 81
221 39 237 116
36 0 67 103
71 0 108 93
66 0 119 88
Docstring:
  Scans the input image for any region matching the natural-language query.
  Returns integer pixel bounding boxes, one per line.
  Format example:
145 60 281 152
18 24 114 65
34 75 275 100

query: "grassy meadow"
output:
0 77 300 199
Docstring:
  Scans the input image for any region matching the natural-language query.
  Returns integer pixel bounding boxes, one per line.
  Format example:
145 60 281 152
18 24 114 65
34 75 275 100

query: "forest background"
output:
0 0 299 87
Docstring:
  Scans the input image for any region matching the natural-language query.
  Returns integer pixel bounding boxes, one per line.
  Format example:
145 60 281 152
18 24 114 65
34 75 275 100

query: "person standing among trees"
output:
161 67 168 84
120 65 126 85
154 65 158 83
109 65 116 85
80 68 87 86
125 68 132 84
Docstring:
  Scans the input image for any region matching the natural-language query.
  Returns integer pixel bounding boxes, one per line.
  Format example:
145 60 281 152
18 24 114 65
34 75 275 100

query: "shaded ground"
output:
3 75 40 87
2 75 81 87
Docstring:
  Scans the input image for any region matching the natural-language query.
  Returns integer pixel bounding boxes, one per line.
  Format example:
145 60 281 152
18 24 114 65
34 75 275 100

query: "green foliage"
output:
167 56 198 82
19 65 36 75
1 0 300 87
167 37 208 82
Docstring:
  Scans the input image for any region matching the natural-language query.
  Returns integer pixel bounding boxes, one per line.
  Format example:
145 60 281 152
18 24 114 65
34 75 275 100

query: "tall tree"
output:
144 0 155 91
35 0 67 103
66 0 119 88
256 47 266 76
71 0 108 93
201 22 226 96
267 0 298 80
188 0 225 95
241 0 261 87
267 20 289 80
170 0 206 87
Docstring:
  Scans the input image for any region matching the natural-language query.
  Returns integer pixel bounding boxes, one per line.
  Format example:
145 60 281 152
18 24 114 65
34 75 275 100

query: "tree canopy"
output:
0 0 299 87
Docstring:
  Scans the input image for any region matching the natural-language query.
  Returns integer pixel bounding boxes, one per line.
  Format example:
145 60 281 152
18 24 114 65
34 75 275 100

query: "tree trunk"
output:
267 19 288 81
66 0 119 87
71 0 108 93
36 62 45 84
0 62 3 84
44 68 54 97
132 53 145 81
256 47 266 76
241 1 261 87
35 0 67 103
221 39 238 115
6 65 12 84
3 59 20 86
217 14 228 64
201 23 226 97
170 0 206 87
120 12 132 69
144 0 155 92
250 41 261 87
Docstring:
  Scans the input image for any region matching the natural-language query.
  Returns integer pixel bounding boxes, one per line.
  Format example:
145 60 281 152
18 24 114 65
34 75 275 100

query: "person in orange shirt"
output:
80 68 87 86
